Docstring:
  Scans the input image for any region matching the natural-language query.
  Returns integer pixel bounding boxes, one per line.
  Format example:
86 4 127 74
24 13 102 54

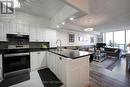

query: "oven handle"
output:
4 53 30 57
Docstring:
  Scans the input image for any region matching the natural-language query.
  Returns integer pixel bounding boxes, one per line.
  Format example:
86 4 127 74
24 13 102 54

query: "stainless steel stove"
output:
1 34 30 86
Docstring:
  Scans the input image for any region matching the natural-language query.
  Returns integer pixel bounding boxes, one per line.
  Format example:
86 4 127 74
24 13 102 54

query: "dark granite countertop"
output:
0 48 94 59
49 49 93 59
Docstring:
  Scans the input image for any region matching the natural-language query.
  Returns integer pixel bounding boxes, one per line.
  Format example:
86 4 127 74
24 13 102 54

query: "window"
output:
126 30 130 44
104 30 128 51
126 30 130 50
114 31 125 44
106 32 113 45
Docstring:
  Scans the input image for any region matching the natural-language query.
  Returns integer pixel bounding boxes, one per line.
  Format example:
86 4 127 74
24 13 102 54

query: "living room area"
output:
88 29 130 87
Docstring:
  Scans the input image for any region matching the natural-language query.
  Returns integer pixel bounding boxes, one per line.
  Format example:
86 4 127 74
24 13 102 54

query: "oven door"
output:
3 53 30 74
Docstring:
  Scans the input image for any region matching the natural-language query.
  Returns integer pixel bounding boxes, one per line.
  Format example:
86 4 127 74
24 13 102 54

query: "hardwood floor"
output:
87 57 130 87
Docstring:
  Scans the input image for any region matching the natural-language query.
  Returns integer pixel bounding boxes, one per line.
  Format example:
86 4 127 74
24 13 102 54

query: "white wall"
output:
56 30 97 46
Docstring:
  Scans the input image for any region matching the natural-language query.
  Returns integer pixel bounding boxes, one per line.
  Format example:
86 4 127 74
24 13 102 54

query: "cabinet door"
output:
0 22 4 41
29 25 37 42
45 29 57 47
47 52 56 72
38 51 47 68
56 56 63 81
51 53 56 74
24 24 29 35
31 52 39 71
49 53 55 72
16 23 22 34
8 23 17 34
0 54 2 81
0 22 7 41
17 23 29 35
37 27 44 42
47 52 51 69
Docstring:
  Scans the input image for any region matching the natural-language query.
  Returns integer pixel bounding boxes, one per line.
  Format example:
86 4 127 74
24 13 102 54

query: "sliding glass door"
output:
106 32 113 46
126 30 130 51
114 31 125 50
104 29 130 51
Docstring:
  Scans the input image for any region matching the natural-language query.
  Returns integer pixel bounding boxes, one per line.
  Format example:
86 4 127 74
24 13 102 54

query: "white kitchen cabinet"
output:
0 22 7 41
55 55 63 81
6 22 29 35
47 52 90 87
30 27 57 44
29 25 37 42
38 51 47 69
0 54 2 81
45 29 57 47
47 52 56 72
47 52 66 83
31 51 47 71
66 57 89 87
7 22 17 34
30 25 46 42
37 27 46 42
16 23 29 35
31 52 39 71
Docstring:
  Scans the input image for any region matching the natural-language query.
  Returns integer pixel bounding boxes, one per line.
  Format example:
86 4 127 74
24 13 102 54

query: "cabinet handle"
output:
59 57 62 60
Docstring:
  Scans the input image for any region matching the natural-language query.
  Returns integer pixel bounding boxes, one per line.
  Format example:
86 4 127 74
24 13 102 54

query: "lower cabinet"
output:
0 54 2 81
47 52 90 87
31 51 47 71
47 52 67 85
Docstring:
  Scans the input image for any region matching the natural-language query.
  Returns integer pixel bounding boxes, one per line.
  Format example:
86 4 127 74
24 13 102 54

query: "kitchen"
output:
1 0 130 87
0 0 96 87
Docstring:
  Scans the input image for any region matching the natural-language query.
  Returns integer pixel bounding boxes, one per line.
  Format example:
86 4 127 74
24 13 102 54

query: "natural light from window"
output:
114 31 125 44
126 30 130 44
106 32 113 44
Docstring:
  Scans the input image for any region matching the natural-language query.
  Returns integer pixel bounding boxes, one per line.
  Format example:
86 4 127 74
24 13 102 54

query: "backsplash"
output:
29 42 50 49
0 41 50 49
0 42 8 49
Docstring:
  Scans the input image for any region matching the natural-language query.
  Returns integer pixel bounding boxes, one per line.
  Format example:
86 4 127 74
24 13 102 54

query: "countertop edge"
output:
49 50 92 59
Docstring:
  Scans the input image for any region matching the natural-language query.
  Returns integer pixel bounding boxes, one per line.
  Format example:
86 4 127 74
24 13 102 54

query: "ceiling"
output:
64 0 130 32
16 0 130 32
16 0 65 19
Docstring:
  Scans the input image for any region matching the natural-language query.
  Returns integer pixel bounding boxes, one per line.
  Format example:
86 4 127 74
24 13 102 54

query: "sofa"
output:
105 47 121 59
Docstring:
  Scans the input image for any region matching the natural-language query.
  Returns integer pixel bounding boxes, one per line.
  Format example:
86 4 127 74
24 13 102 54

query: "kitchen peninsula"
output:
47 49 93 87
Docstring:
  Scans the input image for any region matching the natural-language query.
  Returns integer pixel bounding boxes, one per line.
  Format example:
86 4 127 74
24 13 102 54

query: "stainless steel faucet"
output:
56 39 62 51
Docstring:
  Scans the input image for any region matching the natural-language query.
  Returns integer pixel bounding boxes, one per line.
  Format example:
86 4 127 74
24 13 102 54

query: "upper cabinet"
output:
17 23 29 35
44 29 57 47
0 22 8 41
0 21 30 41
37 27 46 42
0 21 57 46
29 24 37 42
7 22 29 35
29 25 46 42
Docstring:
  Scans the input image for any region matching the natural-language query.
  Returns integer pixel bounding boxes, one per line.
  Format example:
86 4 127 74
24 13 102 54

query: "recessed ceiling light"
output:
84 28 94 31
56 25 60 28
70 17 74 21
62 22 65 25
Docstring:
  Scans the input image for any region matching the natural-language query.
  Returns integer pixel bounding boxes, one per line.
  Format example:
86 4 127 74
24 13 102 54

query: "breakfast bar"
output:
47 49 93 87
